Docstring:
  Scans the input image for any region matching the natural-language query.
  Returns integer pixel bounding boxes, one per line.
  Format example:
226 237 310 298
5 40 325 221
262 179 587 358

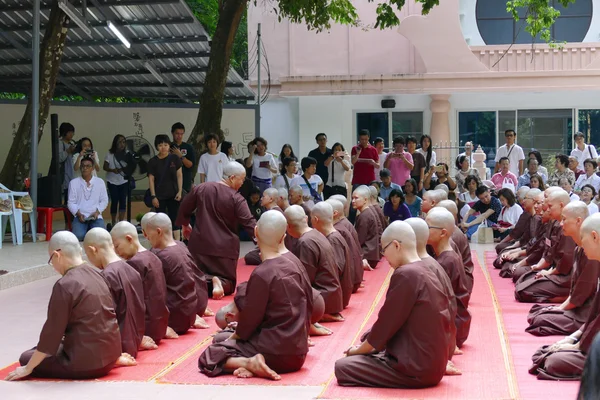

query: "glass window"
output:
357 112 389 148
458 111 497 170
391 111 423 141
578 110 600 149
476 0 592 45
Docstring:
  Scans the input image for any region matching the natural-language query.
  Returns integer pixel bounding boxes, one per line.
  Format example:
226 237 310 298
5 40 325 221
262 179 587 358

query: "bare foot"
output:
308 337 315 347
115 353 137 367
164 326 179 339
212 277 225 300
233 367 254 378
310 323 333 336
362 260 374 271
320 313 345 323
245 354 281 380
204 307 215 317
454 346 463 355
139 335 158 350
360 282 365 288
193 314 210 329
445 360 462 375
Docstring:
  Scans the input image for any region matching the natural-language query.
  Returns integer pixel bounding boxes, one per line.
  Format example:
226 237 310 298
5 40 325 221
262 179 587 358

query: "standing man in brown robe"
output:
352 185 382 270
146 213 209 331
176 161 256 299
83 228 150 360
111 221 175 343
244 188 284 265
529 213 600 380
426 208 472 348
311 202 354 308
327 198 364 292
526 202 600 336
6 232 124 381
198 211 312 380
334 221 452 388
285 205 345 322
515 190 577 303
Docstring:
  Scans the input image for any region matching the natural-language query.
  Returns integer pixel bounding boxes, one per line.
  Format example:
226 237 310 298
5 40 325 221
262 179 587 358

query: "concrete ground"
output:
0 237 495 400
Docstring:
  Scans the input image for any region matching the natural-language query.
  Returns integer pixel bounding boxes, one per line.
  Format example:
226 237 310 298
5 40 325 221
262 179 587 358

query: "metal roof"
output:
0 0 255 102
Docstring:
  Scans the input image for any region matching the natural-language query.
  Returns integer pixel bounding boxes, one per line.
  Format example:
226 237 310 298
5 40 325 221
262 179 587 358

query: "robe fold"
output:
326 230 354 308
450 229 474 294
355 207 382 267
495 212 532 254
335 218 364 291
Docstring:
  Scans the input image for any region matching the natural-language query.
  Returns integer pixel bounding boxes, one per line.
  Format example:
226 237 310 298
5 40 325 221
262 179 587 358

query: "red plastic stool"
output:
37 207 72 241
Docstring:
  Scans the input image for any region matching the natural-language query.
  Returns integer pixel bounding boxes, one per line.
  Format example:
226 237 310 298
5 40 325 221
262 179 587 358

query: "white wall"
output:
258 97 299 161
0 102 256 190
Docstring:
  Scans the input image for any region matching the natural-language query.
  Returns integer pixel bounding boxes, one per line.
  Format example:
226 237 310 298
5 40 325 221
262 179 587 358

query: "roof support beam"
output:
0 67 208 81
68 82 245 88
1 17 196 33
0 0 180 12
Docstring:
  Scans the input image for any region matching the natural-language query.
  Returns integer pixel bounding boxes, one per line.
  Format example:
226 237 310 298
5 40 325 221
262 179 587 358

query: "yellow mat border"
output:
476 250 520 400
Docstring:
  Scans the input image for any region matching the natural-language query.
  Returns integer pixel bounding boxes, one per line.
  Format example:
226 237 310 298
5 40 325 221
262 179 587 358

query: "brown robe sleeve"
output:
579 286 600 353
236 271 269 341
570 249 600 308
510 212 531 241
355 207 381 262
37 283 72 356
176 184 199 227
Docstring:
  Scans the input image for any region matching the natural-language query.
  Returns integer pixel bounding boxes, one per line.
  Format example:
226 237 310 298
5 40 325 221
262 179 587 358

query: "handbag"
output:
471 220 494 244
502 177 516 193
301 175 322 203
144 155 172 208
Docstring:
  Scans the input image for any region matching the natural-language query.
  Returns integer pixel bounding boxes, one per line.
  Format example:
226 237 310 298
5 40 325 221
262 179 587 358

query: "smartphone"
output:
435 165 444 172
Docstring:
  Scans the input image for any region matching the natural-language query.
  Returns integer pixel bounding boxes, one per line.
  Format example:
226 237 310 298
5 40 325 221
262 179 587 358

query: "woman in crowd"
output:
455 155 477 194
548 154 575 187
529 150 548 179
274 156 298 191
403 178 422 217
103 134 131 229
424 162 456 191
278 144 297 171
406 136 426 193
459 174 481 207
383 189 411 223
73 137 100 176
148 134 183 240
245 137 278 194
580 184 599 215
57 122 76 207
417 134 436 172
324 142 351 199
529 173 546 190
290 156 324 207
221 141 235 161
495 188 523 240
198 134 229 183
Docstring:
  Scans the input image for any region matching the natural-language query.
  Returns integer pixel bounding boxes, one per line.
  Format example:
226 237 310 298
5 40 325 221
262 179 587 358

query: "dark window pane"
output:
578 110 600 149
459 111 497 169
553 0 592 16
478 20 514 45
391 112 423 138
517 109 572 168
476 0 511 18
357 113 389 148
554 17 592 42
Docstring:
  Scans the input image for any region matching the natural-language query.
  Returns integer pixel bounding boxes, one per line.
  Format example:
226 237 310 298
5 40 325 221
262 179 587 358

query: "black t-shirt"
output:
472 196 502 223
308 147 333 184
172 142 195 193
147 154 182 200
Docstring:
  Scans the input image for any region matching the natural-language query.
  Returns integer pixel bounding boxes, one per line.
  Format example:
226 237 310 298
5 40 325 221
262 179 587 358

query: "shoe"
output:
107 223 113 232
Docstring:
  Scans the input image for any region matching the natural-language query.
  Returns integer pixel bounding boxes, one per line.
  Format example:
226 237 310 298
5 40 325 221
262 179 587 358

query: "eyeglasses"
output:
428 225 444 230
48 249 61 266
380 240 399 256
81 164 93 169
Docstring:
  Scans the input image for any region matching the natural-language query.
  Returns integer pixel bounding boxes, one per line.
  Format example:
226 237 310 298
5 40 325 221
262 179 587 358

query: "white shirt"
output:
588 202 599 215
274 174 296 190
73 152 100 178
417 148 437 167
574 173 600 193
570 192 580 202
495 144 525 177
290 174 323 207
326 156 351 187
103 152 128 186
250 153 277 180
67 177 108 219
499 204 523 227
571 144 598 167
374 152 387 179
198 152 229 183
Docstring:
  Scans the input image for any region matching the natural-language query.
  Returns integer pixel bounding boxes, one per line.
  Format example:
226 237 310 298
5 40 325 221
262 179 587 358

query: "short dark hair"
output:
154 134 171 150
370 180 381 189
331 142 345 152
464 174 481 190
388 189 405 204
498 188 516 206
527 157 538 167
499 157 510 164
475 185 489 196
75 137 94 154
80 155 95 167
403 178 418 194
582 184 597 196
254 137 268 149
171 122 185 133
280 156 298 175
204 133 219 146
380 168 391 178
529 150 544 166
359 129 370 137
556 154 569 167
406 135 417 145
374 137 385 145
393 136 406 146
315 133 327 141
301 156 317 172
505 129 516 137
584 159 598 169
558 177 572 186
59 122 75 137
221 141 233 156
456 155 467 170
574 131 585 139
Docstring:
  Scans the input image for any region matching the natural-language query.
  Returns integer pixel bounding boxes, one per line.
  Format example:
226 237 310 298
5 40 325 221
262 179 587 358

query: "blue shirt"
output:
472 196 502 223
383 201 412 223
405 196 422 217
379 182 402 201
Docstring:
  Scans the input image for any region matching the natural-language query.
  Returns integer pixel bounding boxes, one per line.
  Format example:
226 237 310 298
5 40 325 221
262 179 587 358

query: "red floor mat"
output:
0 259 256 382
320 251 513 399
155 260 393 386
484 251 579 400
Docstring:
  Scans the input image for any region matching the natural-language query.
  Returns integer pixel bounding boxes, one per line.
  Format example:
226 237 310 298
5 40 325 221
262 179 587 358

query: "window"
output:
356 111 423 149
356 112 389 148
458 111 497 169
391 112 424 141
476 0 592 45
578 110 600 148
517 109 572 160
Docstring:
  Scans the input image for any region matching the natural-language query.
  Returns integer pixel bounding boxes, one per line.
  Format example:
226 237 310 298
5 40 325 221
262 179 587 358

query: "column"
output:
429 94 452 166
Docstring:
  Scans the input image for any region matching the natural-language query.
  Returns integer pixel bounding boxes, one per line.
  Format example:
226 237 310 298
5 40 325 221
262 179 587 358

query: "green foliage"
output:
507 0 576 46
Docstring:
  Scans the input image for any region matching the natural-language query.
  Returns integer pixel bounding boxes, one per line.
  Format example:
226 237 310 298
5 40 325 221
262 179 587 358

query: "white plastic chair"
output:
0 184 36 245
0 192 16 249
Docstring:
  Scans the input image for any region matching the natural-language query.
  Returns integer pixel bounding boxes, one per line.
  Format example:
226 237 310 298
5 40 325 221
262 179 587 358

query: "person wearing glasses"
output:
67 156 108 241
494 129 525 177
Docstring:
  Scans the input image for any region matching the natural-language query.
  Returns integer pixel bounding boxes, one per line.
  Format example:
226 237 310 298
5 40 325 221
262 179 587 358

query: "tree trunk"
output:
0 3 69 190
188 0 248 157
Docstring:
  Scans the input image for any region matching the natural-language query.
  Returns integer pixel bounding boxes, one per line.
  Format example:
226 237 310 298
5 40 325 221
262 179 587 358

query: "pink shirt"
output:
385 151 414 186
491 171 518 190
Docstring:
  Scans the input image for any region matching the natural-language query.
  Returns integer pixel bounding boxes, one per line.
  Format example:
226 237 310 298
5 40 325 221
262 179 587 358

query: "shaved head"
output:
277 188 288 200
326 199 344 220
548 189 570 205
330 195 347 207
256 210 288 247
111 221 139 240
545 186 563 197
426 208 456 232
517 186 530 201
382 221 417 253
285 205 308 227
526 188 542 199
215 302 238 330
580 213 600 261
434 185 449 197
424 189 446 204
436 200 458 218
147 213 173 234
289 185 303 196
222 161 246 179
263 187 279 200
563 201 589 220
83 227 113 249
581 213 600 236
140 212 156 231
48 231 82 258
311 202 333 223
368 186 379 200
353 185 370 200
404 218 429 249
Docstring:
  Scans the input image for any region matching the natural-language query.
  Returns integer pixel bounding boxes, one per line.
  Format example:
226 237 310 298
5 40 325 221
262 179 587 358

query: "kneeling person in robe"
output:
198 211 313 380
334 221 452 388
6 232 122 381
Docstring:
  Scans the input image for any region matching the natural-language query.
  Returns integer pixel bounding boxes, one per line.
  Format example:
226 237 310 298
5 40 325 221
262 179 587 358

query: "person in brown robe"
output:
515 190 577 303
289 184 313 226
334 220 452 388
528 212 600 380
146 213 209 332
111 221 174 343
6 232 124 381
327 198 364 292
368 185 388 230
312 202 354 308
495 187 533 254
526 202 600 336
84 228 149 359
405 217 461 375
176 161 256 299
436 200 474 293
198 211 313 380
426 208 472 348
244 188 284 265
352 185 382 270
140 211 156 239
285 205 344 322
